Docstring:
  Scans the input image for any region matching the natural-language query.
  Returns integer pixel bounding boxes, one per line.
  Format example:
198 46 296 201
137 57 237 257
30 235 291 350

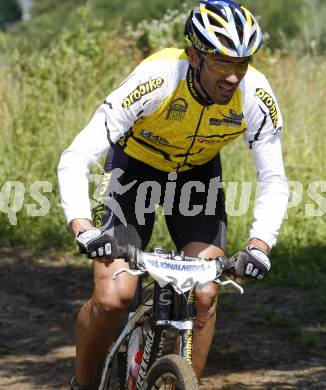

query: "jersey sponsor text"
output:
255 88 278 129
122 77 164 109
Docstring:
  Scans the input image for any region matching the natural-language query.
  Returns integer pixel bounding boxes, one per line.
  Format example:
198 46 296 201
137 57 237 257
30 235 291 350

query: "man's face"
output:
199 53 251 105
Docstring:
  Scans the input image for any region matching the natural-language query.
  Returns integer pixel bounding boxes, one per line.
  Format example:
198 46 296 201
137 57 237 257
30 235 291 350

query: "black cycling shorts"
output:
93 145 227 251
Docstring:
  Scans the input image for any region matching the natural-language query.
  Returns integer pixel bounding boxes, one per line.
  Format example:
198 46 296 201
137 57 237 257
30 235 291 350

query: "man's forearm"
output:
70 218 93 236
248 237 270 254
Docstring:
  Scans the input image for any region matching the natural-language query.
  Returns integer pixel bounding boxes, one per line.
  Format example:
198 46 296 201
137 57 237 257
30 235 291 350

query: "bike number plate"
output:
143 256 217 292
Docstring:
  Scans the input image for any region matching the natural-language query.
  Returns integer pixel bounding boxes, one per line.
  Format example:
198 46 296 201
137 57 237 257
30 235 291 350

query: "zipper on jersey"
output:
181 106 207 169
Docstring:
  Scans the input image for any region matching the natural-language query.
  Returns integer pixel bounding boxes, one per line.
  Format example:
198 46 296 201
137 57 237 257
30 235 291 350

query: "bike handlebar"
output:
107 239 243 293
113 242 236 278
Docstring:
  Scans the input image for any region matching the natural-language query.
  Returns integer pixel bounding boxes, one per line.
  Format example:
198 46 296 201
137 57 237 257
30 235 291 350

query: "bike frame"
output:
98 280 198 389
98 293 152 389
98 248 243 389
154 283 197 366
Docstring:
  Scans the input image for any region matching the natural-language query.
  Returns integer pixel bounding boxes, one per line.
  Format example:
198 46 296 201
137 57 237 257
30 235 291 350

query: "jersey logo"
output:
166 98 188 121
122 77 164 109
141 130 170 146
210 109 243 128
197 137 218 144
255 88 279 129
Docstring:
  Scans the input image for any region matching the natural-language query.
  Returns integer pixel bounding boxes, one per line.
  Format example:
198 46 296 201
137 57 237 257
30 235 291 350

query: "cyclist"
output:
58 1 289 388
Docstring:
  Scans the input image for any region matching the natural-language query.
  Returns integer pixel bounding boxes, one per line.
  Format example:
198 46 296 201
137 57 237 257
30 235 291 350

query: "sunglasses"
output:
204 56 251 75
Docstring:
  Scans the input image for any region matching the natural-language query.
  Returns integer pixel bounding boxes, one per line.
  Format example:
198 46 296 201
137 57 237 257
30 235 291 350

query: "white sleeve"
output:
58 62 167 224
242 69 289 248
57 107 113 224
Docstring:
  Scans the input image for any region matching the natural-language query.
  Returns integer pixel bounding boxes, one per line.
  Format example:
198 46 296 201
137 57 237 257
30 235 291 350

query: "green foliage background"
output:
0 1 325 301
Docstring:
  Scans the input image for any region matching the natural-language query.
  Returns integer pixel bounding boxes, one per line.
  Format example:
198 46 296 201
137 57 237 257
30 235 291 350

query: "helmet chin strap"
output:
194 53 214 105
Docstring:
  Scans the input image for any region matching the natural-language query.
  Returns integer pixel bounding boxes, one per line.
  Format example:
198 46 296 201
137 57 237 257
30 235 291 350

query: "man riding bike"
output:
58 1 289 388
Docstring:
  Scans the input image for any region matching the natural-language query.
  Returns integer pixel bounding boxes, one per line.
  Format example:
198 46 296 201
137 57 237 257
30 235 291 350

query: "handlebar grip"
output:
116 243 139 269
217 256 236 272
99 235 139 268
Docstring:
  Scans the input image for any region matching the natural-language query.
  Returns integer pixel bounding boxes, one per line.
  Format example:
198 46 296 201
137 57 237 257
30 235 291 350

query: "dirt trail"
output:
0 249 325 389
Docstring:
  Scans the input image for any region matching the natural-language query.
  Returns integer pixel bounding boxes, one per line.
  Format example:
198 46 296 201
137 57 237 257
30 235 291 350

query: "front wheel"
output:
144 354 199 390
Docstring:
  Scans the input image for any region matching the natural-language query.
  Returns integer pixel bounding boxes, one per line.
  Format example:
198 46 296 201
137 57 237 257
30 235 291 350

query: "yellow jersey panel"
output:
118 67 246 171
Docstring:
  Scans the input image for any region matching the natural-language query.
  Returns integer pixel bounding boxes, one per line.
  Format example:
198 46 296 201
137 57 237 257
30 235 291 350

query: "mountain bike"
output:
96 243 243 390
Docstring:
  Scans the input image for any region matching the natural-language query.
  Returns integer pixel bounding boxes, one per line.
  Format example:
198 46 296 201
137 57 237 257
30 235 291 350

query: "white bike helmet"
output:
185 0 262 57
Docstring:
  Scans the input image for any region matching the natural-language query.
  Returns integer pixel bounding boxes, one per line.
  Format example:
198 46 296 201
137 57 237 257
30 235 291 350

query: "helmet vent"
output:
195 12 205 26
233 12 244 43
217 34 237 52
248 30 257 50
207 14 224 29
206 3 228 22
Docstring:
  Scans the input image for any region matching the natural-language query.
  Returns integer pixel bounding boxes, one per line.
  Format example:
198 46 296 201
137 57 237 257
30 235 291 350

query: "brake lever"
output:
113 268 145 279
214 279 244 294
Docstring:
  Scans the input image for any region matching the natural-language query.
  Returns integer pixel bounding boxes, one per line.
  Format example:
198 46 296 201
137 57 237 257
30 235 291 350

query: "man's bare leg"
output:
192 282 219 378
75 259 138 386
182 242 223 378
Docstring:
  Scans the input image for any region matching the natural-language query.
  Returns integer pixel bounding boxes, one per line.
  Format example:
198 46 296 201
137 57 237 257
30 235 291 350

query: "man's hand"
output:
231 245 271 280
76 228 116 259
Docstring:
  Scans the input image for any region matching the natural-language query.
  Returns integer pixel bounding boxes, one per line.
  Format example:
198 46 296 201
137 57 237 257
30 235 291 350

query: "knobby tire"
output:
144 354 199 390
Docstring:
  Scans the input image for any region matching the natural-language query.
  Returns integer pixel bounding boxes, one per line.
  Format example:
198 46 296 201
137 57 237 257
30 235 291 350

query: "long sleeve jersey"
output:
58 48 289 248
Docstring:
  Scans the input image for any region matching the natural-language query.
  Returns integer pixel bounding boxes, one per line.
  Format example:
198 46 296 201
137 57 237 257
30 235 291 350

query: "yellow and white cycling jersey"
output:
58 48 289 248
116 49 246 171
99 48 282 172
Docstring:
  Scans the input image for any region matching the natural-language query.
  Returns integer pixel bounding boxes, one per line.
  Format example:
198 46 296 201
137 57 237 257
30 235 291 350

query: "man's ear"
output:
187 47 200 68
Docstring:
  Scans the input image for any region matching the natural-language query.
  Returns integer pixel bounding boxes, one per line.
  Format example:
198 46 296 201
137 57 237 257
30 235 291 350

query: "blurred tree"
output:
0 0 22 29
93 0 192 25
6 0 191 50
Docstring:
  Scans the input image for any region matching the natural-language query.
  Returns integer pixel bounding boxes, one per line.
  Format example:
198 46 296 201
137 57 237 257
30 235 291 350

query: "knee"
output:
195 284 218 328
92 287 133 314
